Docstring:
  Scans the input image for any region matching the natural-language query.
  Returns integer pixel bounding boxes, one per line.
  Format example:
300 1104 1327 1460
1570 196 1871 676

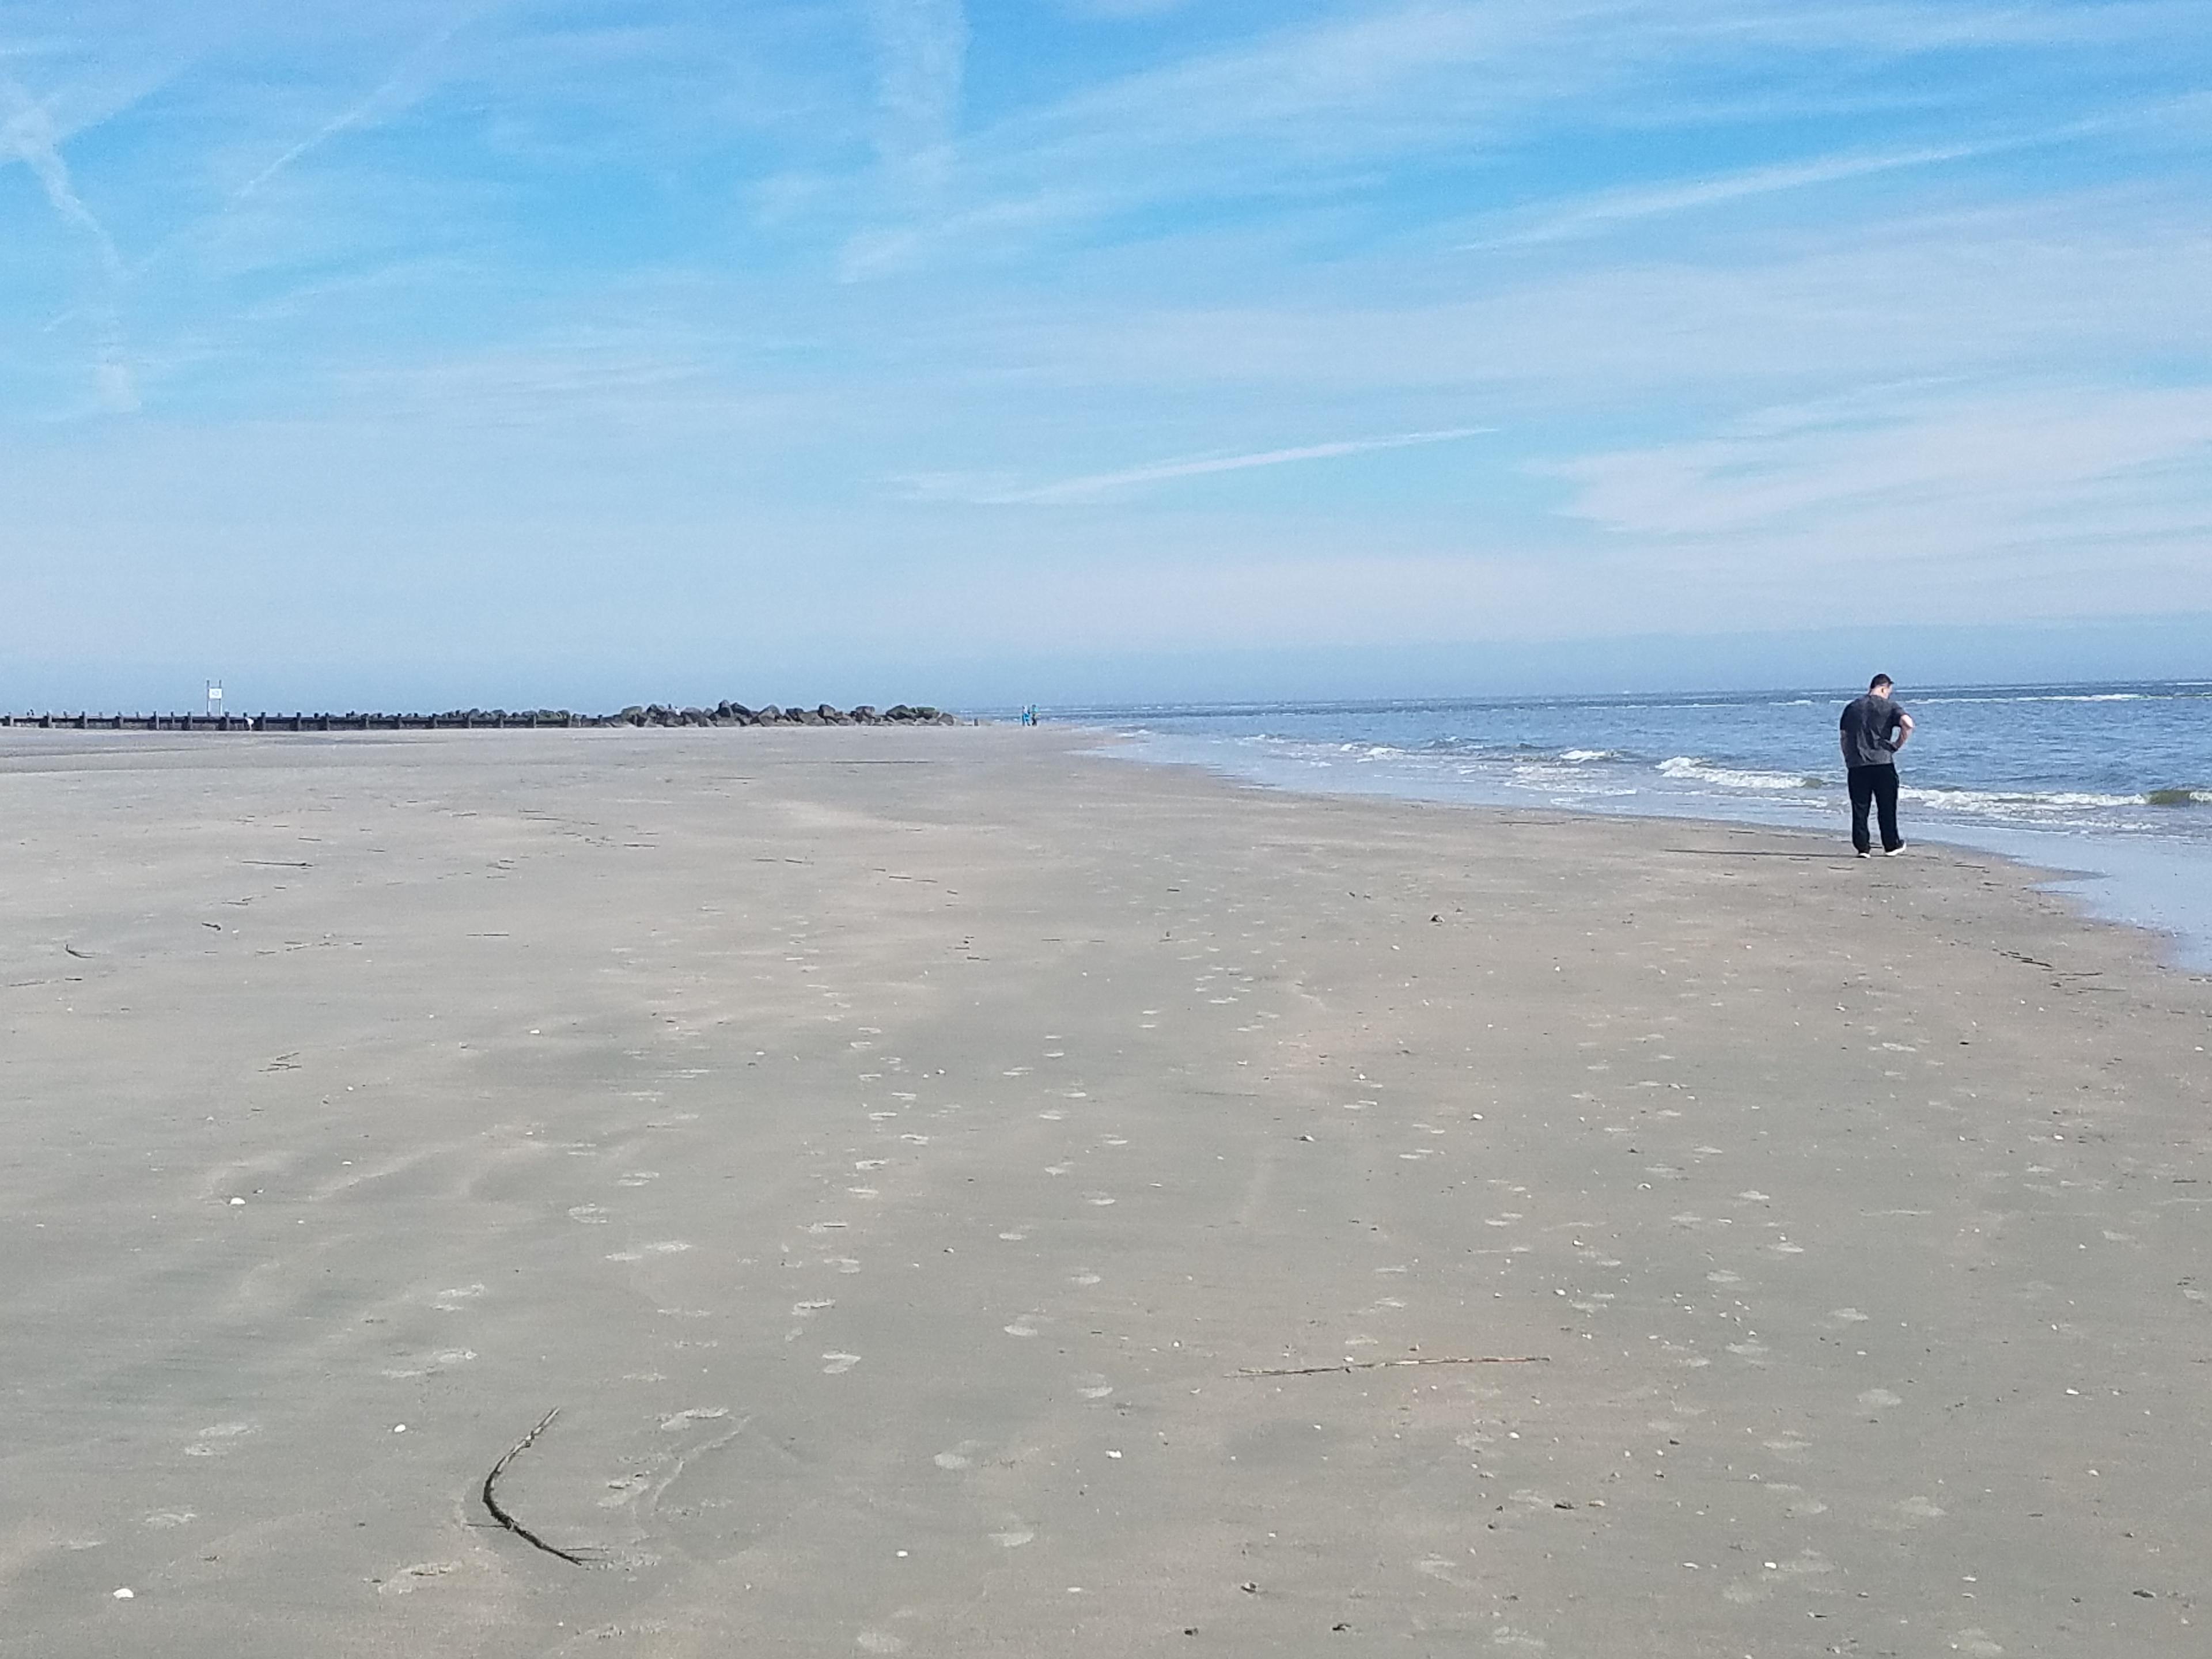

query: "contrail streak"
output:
2 77 136 410
994 425 1495 503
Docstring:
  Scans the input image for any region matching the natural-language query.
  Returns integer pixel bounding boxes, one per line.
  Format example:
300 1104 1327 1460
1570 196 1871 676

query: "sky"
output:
3 0 2209 710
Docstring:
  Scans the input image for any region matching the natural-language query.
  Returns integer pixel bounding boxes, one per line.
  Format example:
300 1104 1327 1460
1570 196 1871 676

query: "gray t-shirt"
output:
1839 692 1907 769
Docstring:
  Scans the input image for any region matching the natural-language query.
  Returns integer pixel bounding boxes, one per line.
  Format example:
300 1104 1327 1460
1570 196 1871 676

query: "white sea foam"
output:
1509 761 1638 797
1917 692 2152 705
1657 756 1817 792
1904 786 2145 813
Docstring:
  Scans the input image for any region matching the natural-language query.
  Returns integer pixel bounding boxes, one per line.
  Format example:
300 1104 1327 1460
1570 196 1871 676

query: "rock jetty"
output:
0 703 960 733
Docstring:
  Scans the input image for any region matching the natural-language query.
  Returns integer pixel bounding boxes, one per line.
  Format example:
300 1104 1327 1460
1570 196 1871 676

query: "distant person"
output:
1839 674 1914 857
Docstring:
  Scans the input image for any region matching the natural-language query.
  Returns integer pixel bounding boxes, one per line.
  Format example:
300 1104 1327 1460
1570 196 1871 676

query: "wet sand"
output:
2 726 2207 1656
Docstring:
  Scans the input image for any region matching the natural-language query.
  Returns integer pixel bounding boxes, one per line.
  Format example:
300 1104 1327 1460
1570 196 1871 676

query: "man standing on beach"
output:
1840 674 1914 857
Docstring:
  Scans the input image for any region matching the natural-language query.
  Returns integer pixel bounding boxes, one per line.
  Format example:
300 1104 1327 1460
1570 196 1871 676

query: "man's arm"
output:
1891 711 1915 752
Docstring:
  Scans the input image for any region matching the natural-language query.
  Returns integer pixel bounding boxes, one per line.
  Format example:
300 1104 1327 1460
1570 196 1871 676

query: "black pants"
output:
1848 763 1902 854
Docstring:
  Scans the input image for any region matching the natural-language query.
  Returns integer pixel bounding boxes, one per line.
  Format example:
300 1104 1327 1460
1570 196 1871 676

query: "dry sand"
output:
2 726 2207 1657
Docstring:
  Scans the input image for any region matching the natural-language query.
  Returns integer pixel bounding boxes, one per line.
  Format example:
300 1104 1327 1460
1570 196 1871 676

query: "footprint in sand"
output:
381 1348 477 1380
377 1560 461 1596
989 1527 1035 1548
567 1205 610 1224
660 1408 730 1431
821 1352 861 1375
184 1422 256 1457
607 1241 692 1262
1722 1549 1834 1605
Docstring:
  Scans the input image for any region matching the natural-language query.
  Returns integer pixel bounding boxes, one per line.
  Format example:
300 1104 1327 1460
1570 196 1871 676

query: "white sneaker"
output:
1884 844 1907 857
1855 850 1870 859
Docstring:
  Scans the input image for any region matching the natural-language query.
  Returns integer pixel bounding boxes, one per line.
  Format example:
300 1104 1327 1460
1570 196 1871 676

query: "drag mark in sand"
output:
480 1408 595 1566
1234 1354 1550 1377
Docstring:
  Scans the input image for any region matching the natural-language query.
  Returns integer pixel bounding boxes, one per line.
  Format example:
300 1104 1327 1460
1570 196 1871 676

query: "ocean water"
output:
1069 681 2212 969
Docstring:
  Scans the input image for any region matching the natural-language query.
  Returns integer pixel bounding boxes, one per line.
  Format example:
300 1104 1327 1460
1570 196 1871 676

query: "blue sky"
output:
3 1 2209 707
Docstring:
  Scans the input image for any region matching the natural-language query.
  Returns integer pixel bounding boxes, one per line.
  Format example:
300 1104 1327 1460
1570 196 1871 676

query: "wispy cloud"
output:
1537 384 2212 541
843 0 2211 275
1466 140 2012 249
31 8 482 343
902 426 1495 504
843 0 969 278
866 0 967 187
230 12 475 203
1 75 135 410
1461 103 2188 249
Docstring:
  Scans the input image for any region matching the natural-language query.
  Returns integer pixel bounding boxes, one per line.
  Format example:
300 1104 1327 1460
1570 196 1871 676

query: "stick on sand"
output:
480 1408 594 1566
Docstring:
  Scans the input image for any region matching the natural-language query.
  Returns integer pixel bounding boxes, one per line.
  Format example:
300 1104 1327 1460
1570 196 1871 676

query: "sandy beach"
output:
2 726 2206 1657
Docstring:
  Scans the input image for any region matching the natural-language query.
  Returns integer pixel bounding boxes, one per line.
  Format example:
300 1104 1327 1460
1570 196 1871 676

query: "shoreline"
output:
5 728 2206 1656
1086 724 2212 974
